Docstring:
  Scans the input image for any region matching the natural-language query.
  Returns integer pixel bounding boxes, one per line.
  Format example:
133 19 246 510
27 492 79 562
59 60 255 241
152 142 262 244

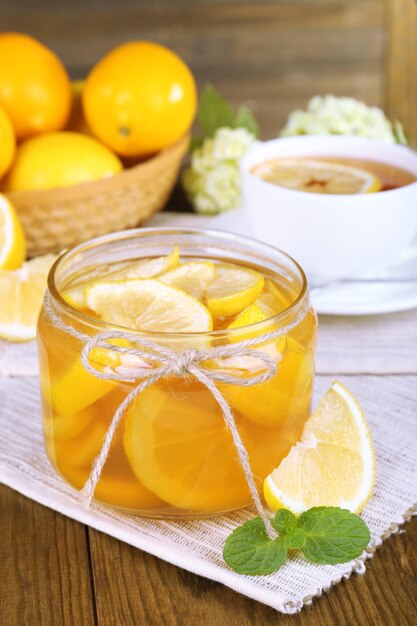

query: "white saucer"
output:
209 208 417 316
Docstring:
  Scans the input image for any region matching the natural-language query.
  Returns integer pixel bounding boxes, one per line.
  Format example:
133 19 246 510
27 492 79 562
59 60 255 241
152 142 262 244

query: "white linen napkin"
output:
1 366 415 614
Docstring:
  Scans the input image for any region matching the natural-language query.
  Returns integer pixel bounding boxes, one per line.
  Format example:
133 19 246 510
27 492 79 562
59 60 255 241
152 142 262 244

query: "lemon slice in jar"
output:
159 261 217 300
253 158 382 194
85 278 213 332
264 381 376 514
218 337 314 428
205 264 264 319
62 246 180 309
123 380 295 512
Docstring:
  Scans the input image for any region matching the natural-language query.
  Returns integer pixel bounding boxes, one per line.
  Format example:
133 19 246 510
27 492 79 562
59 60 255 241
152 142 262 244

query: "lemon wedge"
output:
159 261 217 300
206 264 264 319
62 246 179 309
85 278 213 332
0 254 56 341
264 381 376 514
253 158 382 194
0 194 26 270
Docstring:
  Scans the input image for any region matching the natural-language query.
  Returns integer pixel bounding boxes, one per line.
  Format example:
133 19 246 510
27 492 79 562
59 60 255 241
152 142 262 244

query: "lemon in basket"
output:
4 131 122 192
83 41 197 156
0 104 16 178
0 32 71 140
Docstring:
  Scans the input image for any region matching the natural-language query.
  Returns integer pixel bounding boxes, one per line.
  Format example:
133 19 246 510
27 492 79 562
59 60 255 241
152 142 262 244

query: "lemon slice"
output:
253 158 382 194
227 303 267 329
110 245 180 280
85 278 213 332
256 279 289 317
206 264 264 319
0 254 56 341
49 338 129 415
62 246 179 309
123 380 292 512
0 194 26 270
264 381 376 514
219 337 313 428
159 261 217 300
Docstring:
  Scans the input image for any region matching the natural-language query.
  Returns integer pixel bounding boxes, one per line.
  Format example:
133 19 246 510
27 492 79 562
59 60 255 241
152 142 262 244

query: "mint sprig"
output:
195 84 259 143
223 518 286 576
298 506 371 564
223 506 370 576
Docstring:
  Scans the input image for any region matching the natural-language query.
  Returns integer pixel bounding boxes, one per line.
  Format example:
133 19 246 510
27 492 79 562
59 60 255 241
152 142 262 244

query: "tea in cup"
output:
241 136 417 283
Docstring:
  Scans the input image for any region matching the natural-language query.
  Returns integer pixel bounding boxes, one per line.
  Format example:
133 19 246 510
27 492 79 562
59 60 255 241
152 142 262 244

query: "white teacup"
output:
241 136 417 283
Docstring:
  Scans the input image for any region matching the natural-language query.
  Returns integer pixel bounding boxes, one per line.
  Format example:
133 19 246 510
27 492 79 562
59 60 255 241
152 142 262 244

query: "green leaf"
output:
298 507 371 564
223 518 287 575
272 509 297 535
197 85 235 137
189 136 205 151
234 105 260 137
285 528 306 550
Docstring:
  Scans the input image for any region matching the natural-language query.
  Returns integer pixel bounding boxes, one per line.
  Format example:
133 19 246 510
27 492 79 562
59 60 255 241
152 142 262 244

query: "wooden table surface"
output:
1 486 416 626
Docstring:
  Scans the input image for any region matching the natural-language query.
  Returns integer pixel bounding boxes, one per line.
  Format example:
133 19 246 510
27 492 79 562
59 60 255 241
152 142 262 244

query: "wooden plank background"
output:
2 0 416 143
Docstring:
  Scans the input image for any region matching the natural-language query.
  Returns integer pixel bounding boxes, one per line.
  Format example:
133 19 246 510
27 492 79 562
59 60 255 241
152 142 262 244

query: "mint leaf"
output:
223 518 287 575
272 509 297 535
285 528 306 550
196 85 260 140
298 507 370 564
197 85 235 137
234 105 259 137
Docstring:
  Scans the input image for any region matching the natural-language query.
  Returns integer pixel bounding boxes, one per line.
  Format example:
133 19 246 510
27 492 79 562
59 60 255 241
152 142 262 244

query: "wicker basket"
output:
6 134 189 257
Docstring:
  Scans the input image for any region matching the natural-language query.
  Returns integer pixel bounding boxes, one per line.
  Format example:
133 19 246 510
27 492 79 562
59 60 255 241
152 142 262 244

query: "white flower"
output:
182 127 256 215
280 95 407 144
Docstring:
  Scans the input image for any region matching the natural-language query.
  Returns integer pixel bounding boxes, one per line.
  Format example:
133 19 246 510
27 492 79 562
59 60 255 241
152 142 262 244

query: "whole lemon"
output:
0 104 16 178
83 41 197 157
4 131 122 192
0 32 72 140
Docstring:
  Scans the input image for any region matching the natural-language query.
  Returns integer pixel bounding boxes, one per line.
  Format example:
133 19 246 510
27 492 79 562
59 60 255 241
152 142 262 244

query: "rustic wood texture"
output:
0 486 96 626
0 0 385 139
386 0 417 145
85 510 417 626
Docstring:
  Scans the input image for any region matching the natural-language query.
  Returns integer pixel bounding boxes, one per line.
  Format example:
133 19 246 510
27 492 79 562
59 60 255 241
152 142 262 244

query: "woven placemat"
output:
1 357 416 614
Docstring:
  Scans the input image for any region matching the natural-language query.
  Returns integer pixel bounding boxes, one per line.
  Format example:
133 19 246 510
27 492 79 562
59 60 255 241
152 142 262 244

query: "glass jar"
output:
38 228 317 518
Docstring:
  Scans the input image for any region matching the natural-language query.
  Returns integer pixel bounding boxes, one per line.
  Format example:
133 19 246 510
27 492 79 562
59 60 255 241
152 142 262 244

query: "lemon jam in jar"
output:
38 229 317 517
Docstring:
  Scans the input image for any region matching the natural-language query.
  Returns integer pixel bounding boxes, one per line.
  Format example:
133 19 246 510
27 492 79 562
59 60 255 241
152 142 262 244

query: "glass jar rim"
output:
47 227 309 339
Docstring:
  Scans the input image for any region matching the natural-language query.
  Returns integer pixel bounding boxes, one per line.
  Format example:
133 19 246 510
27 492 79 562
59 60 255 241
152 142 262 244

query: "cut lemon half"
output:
85 278 213 332
159 261 217 300
264 381 376 514
62 246 179 309
0 254 56 341
253 158 382 194
206 264 264 319
0 194 26 270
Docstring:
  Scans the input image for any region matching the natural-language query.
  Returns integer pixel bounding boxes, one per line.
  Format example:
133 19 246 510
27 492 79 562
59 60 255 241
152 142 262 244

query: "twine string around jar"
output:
45 296 310 540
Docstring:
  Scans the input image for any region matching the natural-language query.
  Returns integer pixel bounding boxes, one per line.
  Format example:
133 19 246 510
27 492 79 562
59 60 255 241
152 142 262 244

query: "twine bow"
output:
46 297 309 540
